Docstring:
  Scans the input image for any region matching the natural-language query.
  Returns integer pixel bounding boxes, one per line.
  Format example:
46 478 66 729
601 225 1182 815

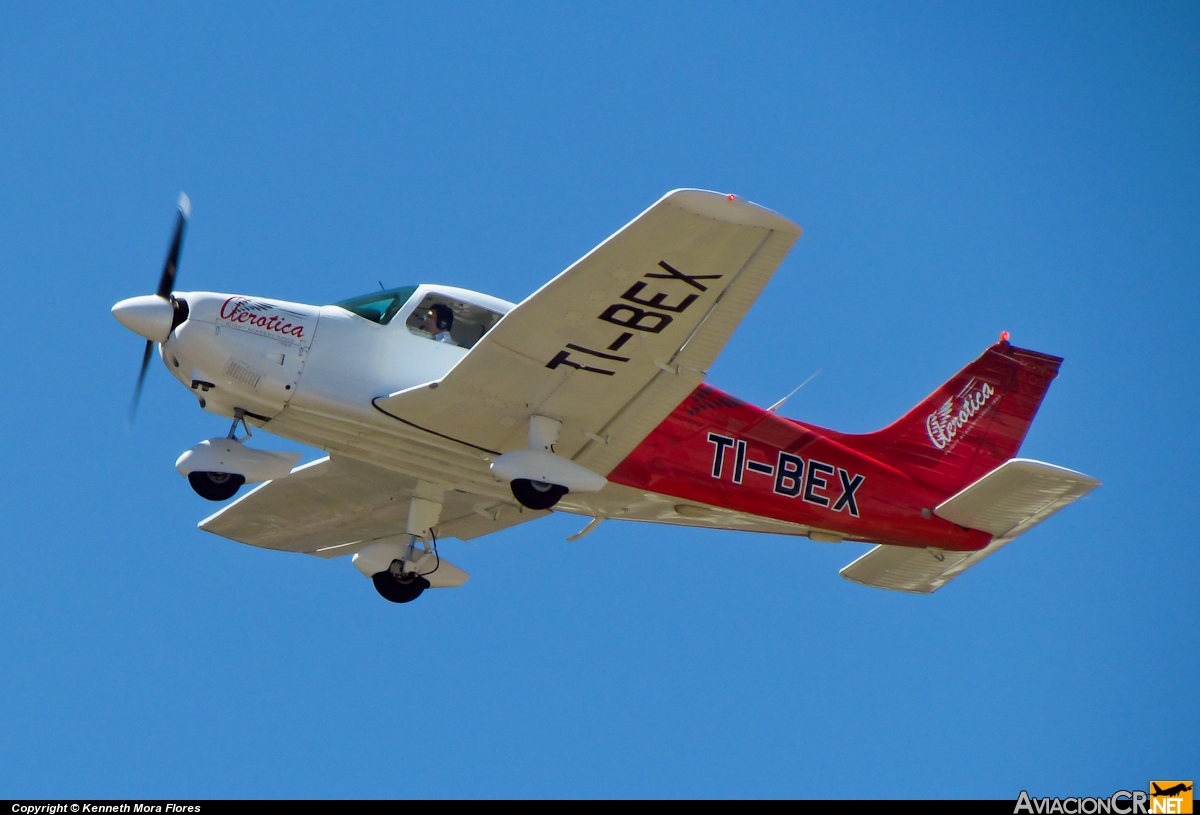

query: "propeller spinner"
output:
113 193 191 419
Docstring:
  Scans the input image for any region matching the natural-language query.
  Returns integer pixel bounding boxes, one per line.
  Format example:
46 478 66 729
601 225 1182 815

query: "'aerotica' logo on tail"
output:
926 378 997 451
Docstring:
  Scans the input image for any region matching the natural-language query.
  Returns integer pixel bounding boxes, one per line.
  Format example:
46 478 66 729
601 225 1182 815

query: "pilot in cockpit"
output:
421 304 457 345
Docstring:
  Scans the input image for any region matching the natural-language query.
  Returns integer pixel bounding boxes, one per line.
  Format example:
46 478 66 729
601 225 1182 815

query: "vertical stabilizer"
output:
820 341 1062 497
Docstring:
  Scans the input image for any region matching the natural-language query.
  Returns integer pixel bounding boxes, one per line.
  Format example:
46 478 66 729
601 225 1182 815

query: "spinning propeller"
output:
112 193 191 420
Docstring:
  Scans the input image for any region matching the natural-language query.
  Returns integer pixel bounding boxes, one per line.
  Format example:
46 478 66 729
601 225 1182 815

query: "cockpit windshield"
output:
332 286 418 325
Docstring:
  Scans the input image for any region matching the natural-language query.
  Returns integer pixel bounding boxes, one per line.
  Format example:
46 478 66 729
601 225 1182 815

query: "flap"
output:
934 458 1100 538
198 455 543 556
373 189 801 474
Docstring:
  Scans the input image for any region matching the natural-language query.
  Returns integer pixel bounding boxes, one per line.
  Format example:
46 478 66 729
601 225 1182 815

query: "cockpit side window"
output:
405 293 503 350
333 286 418 325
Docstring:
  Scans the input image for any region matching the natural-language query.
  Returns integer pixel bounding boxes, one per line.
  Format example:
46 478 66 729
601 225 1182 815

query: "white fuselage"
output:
161 286 515 432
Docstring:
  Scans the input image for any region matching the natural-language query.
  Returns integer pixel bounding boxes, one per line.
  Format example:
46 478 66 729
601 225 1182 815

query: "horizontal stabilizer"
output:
841 458 1099 594
933 458 1100 538
840 544 985 594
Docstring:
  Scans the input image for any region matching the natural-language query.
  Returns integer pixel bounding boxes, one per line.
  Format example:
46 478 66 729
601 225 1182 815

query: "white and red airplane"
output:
113 190 1098 603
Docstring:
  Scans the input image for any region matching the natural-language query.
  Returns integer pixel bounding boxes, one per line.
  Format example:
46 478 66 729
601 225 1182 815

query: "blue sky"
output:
0 2 1196 799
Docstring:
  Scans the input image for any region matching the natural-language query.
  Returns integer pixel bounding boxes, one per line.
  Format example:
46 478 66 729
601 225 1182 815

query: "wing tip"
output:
659 188 802 236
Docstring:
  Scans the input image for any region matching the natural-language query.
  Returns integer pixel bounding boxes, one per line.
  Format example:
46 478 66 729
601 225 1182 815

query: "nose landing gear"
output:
371 560 431 604
370 534 437 603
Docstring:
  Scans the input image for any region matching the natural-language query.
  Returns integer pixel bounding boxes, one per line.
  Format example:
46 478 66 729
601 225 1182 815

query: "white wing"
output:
199 455 545 557
374 189 802 475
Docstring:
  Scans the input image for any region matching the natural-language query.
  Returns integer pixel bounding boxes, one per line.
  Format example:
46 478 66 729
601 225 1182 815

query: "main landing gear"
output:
510 478 568 510
370 534 436 604
188 471 246 501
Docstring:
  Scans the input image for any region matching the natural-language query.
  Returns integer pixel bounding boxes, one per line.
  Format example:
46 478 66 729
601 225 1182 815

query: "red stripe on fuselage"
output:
608 384 992 551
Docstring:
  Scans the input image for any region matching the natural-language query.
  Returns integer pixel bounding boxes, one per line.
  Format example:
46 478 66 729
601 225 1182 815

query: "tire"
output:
188 471 246 501
510 478 568 510
371 571 430 604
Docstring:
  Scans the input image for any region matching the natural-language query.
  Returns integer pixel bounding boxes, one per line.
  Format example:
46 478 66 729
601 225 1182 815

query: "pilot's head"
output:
424 303 454 333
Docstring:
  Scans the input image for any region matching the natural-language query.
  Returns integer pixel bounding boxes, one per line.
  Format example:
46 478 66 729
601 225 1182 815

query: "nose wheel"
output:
371 561 431 603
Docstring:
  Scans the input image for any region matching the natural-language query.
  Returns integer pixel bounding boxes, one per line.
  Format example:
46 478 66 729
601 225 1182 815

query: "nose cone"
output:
112 294 174 342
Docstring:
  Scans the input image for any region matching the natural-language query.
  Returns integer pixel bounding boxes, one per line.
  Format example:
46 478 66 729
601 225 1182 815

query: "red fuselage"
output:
609 341 1064 552
609 384 992 551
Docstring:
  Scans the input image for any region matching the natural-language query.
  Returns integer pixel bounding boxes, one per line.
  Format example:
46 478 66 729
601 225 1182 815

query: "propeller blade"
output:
155 192 190 299
130 193 190 423
129 339 155 421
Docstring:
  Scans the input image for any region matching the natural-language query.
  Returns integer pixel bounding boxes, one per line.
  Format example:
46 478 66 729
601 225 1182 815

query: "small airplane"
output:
112 190 1099 603
1152 783 1193 798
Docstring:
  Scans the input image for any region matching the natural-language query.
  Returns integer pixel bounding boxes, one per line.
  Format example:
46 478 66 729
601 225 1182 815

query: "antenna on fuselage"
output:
767 369 822 413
